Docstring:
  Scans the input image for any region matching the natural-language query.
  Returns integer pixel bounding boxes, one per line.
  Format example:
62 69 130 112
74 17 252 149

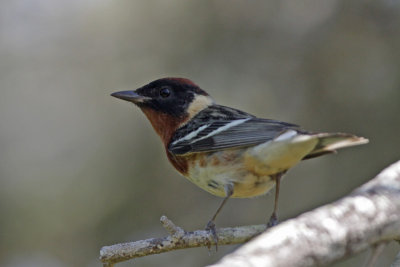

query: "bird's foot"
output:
267 212 279 228
205 220 219 251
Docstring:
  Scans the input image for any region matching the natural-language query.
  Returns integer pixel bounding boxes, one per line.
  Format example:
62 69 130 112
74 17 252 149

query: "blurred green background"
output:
1 1 399 266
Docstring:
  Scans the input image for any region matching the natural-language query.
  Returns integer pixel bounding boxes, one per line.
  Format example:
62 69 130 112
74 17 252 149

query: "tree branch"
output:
391 251 400 267
209 160 400 267
99 160 400 267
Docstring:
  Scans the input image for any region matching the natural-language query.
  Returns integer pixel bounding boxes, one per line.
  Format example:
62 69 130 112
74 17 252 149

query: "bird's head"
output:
111 78 215 144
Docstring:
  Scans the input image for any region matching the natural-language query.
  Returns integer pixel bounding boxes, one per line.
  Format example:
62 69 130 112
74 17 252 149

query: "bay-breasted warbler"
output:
111 77 368 241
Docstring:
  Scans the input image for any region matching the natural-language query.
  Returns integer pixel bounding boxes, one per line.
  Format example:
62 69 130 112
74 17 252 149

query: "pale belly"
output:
184 136 318 198
185 148 278 198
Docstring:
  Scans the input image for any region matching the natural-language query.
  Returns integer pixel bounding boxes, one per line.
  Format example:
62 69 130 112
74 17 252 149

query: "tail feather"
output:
303 133 368 160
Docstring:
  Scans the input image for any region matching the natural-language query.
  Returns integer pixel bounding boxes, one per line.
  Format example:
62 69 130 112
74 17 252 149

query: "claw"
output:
204 184 233 252
205 220 218 251
267 212 278 228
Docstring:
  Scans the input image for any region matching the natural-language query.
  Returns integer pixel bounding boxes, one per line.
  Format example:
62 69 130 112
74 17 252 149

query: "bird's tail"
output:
303 133 369 160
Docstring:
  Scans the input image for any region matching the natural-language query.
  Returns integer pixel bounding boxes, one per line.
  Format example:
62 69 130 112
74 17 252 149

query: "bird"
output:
111 77 368 242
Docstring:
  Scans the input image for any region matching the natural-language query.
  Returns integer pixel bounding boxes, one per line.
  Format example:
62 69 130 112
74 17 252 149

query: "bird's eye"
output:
159 87 171 98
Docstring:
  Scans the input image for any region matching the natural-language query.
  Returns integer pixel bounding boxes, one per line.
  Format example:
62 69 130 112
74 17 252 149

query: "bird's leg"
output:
205 183 234 250
267 172 285 227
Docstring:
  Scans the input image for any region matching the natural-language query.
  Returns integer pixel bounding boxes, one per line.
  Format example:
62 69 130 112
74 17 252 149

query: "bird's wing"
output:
168 106 301 155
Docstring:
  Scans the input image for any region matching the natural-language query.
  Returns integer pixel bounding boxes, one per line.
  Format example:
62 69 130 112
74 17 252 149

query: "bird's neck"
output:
140 107 187 145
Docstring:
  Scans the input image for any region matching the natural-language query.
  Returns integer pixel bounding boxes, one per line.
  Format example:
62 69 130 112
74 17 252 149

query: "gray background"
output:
1 1 399 266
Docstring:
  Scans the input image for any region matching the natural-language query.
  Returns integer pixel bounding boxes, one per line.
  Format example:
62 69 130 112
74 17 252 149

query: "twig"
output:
159 215 185 239
100 221 266 265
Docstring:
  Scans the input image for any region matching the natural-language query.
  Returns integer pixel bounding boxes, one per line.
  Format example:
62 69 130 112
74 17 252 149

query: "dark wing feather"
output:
168 105 301 155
